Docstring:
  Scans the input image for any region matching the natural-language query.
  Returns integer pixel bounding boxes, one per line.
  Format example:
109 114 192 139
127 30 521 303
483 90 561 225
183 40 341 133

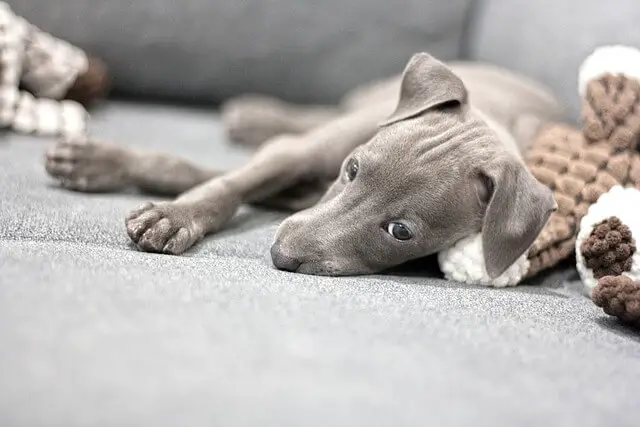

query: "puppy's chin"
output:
294 260 372 277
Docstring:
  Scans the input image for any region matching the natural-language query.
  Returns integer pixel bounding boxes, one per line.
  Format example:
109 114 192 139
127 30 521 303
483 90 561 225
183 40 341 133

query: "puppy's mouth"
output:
270 242 352 276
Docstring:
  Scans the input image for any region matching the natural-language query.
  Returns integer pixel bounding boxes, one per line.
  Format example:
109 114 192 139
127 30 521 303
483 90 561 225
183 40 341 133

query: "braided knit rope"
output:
525 74 640 277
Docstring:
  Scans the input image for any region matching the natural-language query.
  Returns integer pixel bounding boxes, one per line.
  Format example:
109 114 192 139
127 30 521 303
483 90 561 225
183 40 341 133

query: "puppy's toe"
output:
45 156 90 192
125 202 155 221
45 140 130 192
125 202 206 255
162 227 194 255
59 176 89 192
46 140 86 162
45 158 75 177
126 206 163 241
45 140 85 181
137 217 175 252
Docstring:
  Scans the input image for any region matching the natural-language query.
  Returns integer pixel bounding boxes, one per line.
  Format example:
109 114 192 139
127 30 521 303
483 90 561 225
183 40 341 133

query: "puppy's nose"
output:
270 242 302 272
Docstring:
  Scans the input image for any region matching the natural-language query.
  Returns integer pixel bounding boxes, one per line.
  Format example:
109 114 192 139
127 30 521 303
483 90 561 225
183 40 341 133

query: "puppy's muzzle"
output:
270 241 303 272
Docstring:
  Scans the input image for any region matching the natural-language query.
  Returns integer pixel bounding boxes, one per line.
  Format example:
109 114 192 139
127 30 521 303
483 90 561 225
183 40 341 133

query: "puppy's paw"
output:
221 95 295 146
45 139 130 192
125 202 203 255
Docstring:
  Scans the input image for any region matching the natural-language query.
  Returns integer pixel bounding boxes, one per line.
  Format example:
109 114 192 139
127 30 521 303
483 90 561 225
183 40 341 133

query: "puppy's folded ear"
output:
480 157 557 278
382 52 468 126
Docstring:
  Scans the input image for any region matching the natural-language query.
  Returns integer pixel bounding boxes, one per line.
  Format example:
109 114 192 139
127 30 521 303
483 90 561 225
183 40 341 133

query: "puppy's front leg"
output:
125 135 312 254
126 104 389 255
46 139 220 195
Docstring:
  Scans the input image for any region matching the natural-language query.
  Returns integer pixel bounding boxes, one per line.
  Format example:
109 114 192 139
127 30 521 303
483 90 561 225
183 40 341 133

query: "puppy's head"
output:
272 53 555 277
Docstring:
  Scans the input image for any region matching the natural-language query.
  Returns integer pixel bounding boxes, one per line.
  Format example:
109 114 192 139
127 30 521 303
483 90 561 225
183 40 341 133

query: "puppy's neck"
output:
471 106 529 159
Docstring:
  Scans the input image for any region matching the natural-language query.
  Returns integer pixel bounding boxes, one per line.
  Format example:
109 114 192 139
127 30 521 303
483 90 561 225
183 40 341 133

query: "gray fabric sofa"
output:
2 1 640 426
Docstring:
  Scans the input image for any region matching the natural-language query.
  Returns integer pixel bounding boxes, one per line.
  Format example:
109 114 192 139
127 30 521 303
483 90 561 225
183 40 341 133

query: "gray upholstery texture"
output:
10 0 473 104
1 102 640 426
466 0 640 119
3 0 640 425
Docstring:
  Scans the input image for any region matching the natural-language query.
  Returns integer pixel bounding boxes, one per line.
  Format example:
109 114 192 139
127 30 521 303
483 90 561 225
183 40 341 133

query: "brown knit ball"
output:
582 74 640 150
593 275 640 327
580 216 636 278
64 56 110 106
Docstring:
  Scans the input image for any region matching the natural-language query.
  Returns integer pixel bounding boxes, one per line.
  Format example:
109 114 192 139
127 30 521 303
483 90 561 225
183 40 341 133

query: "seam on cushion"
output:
458 0 486 60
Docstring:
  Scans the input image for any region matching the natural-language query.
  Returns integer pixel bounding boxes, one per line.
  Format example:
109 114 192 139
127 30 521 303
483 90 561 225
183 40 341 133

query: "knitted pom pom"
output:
580 217 635 279
578 45 640 97
592 275 640 327
576 186 640 296
437 233 530 288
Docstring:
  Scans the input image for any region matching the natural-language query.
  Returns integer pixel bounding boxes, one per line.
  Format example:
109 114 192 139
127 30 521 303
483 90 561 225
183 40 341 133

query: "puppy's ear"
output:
382 52 468 126
479 156 556 278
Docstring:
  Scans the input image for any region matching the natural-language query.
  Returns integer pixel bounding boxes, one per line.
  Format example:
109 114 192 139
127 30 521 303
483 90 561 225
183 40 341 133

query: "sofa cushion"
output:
11 0 473 104
1 101 640 426
464 0 640 120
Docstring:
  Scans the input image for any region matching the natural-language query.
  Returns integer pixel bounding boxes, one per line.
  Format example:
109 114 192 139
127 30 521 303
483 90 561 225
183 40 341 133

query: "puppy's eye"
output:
387 222 413 241
345 158 359 181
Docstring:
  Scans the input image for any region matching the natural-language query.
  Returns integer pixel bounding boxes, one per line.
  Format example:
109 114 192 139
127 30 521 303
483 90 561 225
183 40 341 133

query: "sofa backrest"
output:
13 0 640 117
464 0 640 120
11 0 473 105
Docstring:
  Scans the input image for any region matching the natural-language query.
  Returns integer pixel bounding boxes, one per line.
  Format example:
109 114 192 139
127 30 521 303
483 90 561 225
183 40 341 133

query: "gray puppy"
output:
45 53 564 277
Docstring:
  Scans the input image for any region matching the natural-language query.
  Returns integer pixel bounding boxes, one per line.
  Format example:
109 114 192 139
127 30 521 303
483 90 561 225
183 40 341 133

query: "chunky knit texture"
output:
438 68 640 287
575 186 640 296
0 2 109 138
580 217 635 278
592 275 640 328
525 73 640 277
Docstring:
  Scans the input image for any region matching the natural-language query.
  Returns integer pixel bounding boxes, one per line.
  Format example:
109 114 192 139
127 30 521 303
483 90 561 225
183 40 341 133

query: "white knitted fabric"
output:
575 186 640 297
0 2 26 88
578 45 640 97
437 233 530 287
20 19 88 99
0 2 88 139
